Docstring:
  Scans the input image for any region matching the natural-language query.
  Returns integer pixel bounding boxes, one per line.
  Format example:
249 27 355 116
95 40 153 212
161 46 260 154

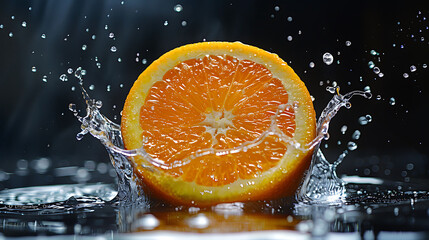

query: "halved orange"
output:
121 42 316 206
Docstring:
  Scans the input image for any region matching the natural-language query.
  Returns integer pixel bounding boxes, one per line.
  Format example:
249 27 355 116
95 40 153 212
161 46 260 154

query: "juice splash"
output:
69 67 371 205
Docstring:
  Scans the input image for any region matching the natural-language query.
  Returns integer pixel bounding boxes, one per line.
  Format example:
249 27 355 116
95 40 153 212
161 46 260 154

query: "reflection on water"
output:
1 177 429 239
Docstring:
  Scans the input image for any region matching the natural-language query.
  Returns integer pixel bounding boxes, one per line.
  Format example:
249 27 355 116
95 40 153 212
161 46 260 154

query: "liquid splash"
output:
0 67 371 214
297 87 372 204
69 67 371 205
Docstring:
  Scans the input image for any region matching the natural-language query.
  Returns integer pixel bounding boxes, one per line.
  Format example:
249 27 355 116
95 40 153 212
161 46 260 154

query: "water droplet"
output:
368 61 375 69
352 130 361 140
366 207 372 214
322 52 333 65
95 100 103 108
42 75 48 82
135 214 160 230
287 35 293 41
41 33 46 39
11 16 15 20
21 21 27 27
8 32 13 37
106 85 111 92
376 95 382 100
345 41 351 46
59 74 68 82
403 73 409 78
365 114 372 123
309 62 315 68
358 116 369 125
142 59 147 64
89 85 95 90
187 214 210 229
17 159 28 170
67 68 73 74
340 125 347 134
174 4 183 12
110 46 117 52
96 62 101 69
326 86 336 94
370 50 379 55
410 65 417 72
82 44 87 51
389 97 396 106
109 32 114 38
274 6 280 11
378 72 384 77
164 20 169 26
423 64 427 68
287 16 293 22
0 24 3 29
364 86 371 93
181 21 187 27
394 207 399 216
121 1 125 5
347 141 357 151
373 67 380 74
91 35 96 40
118 58 122 62
73 67 86 80
31 66 37 72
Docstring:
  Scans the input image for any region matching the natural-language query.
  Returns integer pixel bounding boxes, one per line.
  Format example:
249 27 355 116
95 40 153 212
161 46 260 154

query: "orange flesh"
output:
139 55 296 187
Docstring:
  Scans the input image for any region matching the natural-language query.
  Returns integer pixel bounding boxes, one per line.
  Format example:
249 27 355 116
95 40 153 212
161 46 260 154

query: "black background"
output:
0 0 428 186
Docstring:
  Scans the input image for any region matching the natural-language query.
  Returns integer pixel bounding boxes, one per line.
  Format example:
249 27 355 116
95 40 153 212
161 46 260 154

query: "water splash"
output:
69 67 144 205
0 183 116 214
69 67 371 205
296 87 371 204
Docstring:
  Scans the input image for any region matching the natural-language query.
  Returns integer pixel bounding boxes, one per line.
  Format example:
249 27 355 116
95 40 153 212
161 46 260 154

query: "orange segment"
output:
121 42 316 206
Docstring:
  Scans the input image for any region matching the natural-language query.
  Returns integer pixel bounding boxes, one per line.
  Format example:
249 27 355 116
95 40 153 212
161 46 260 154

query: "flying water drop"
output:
347 141 357 151
352 130 361 140
174 4 183 12
322 53 333 65
59 74 68 82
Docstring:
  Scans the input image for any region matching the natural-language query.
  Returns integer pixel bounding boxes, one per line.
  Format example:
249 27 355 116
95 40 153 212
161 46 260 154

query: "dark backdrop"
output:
0 0 428 187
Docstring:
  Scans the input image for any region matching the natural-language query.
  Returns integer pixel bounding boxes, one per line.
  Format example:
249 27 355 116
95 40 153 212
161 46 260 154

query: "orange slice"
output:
121 42 316 206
